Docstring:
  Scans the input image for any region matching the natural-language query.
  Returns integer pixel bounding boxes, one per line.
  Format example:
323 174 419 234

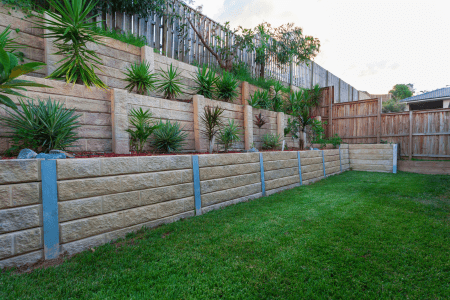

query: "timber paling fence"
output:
94 0 359 100
319 96 450 159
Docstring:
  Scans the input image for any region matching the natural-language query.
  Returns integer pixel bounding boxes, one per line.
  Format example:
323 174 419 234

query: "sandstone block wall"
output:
0 160 43 268
0 145 390 268
198 153 262 213
56 155 195 255
253 108 278 149
349 144 395 172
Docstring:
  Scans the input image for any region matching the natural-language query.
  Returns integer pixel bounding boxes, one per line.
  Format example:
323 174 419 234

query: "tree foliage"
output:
389 84 413 100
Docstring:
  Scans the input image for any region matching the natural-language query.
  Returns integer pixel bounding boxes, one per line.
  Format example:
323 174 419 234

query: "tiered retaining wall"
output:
0 144 396 269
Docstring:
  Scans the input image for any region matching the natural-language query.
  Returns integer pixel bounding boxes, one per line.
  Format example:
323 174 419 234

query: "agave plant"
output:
123 61 157 95
192 65 218 99
125 108 161 152
218 119 242 152
0 47 50 109
200 105 224 154
216 71 239 102
35 0 107 89
156 63 184 100
151 120 188 153
0 98 81 153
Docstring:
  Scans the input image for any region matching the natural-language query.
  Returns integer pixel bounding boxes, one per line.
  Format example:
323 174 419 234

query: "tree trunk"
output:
260 62 265 79
208 135 216 154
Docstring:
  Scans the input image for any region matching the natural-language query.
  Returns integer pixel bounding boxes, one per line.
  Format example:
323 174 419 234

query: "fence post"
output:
41 160 60 260
111 89 130 154
259 153 266 196
192 155 202 215
193 95 204 152
377 98 382 144
409 110 413 160
297 151 303 185
393 144 398 174
141 45 155 73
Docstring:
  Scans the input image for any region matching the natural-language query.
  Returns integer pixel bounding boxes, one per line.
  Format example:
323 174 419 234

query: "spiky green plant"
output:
151 120 188 153
249 90 271 110
218 119 242 152
262 133 282 150
192 65 218 99
0 25 24 61
34 0 107 89
0 98 81 153
200 105 224 154
0 47 50 109
123 61 157 95
156 63 184 100
125 108 161 152
216 71 239 102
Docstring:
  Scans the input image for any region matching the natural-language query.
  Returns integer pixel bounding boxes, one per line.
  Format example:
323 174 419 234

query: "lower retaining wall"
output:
349 144 397 173
0 144 394 268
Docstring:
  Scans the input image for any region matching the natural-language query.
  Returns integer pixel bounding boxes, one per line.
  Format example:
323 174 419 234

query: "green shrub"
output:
192 66 218 99
329 134 343 148
0 47 49 109
152 120 188 153
156 63 184 100
125 108 160 153
201 105 224 153
94 27 148 48
382 98 407 113
262 133 282 150
123 61 157 95
0 98 80 154
248 90 270 109
216 71 239 102
218 119 241 151
35 0 107 89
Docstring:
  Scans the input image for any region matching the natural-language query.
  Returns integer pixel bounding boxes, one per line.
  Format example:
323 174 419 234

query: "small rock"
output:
50 150 75 158
17 149 38 159
36 153 67 160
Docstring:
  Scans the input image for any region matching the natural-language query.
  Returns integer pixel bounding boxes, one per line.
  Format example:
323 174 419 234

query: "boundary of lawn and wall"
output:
0 144 397 269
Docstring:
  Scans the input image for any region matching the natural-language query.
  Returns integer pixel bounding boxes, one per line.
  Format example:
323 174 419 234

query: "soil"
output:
1 148 307 160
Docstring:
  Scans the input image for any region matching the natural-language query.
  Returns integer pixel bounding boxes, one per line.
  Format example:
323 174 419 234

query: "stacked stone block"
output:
349 144 395 172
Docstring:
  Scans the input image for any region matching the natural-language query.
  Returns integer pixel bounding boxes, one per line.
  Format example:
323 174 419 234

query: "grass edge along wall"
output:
0 144 397 269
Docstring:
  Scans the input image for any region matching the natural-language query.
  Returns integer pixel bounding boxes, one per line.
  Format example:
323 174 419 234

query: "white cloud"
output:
194 0 450 94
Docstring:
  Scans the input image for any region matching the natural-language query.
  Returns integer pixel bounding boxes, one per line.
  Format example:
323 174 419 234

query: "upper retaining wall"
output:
0 146 372 268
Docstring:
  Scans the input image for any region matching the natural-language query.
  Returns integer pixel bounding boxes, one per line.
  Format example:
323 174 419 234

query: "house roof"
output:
401 87 450 103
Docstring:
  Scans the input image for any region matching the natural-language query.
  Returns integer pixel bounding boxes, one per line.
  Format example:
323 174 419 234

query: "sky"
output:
194 0 450 94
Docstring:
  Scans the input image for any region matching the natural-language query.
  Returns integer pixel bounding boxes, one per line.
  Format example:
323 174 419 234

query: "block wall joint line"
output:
322 150 326 178
339 145 342 172
297 151 303 185
41 160 60 260
192 155 202 215
259 153 266 196
393 144 398 174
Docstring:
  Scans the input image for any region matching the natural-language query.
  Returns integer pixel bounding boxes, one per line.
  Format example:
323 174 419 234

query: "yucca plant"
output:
262 133 282 150
218 119 242 152
272 81 285 112
0 98 81 153
35 0 107 89
0 25 24 61
156 63 184 100
125 108 161 153
216 71 239 102
0 47 50 109
249 90 271 109
151 120 188 153
192 65 217 99
200 105 224 154
254 112 267 150
123 61 157 95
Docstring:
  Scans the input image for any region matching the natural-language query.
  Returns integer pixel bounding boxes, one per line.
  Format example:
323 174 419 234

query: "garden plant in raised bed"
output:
125 108 161 153
262 133 282 150
201 105 224 154
192 65 218 99
123 60 157 95
151 120 188 153
156 63 185 100
218 119 242 152
254 112 267 150
0 98 81 155
215 71 239 102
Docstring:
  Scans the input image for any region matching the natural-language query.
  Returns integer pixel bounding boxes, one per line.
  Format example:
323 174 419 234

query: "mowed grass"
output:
1 171 450 299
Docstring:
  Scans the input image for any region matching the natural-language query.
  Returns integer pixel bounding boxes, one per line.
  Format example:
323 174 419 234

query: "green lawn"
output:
1 171 450 299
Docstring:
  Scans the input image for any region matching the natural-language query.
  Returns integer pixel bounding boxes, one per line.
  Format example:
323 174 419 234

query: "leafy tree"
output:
389 84 413 100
